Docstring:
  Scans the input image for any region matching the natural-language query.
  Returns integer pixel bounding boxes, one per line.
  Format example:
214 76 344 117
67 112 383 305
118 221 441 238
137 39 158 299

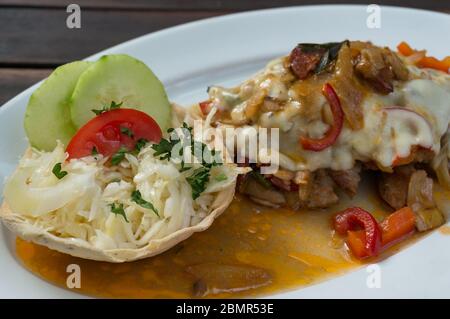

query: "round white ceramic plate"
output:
0 5 449 298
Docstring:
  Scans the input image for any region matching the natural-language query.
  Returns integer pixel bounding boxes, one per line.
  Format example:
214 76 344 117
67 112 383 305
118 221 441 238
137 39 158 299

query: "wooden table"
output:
1 0 448 105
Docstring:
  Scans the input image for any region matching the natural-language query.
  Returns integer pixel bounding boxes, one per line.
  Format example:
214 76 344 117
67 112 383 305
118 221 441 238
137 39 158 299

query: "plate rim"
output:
0 4 449 298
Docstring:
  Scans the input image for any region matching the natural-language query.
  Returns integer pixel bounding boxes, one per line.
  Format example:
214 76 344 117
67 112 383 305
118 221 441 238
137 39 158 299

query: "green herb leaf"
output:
150 123 223 199
120 126 134 138
109 202 129 222
250 170 272 189
179 164 191 172
52 162 68 179
134 138 148 153
91 109 103 116
109 101 122 110
151 123 222 169
91 146 98 156
151 137 177 161
91 101 123 115
111 147 128 165
131 190 159 216
215 173 228 182
186 167 210 200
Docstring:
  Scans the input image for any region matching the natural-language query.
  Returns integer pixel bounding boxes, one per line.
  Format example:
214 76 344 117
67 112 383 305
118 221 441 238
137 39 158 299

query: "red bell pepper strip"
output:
300 83 344 151
379 206 416 247
199 100 212 115
397 41 449 74
346 230 368 259
417 56 449 73
334 206 416 259
334 207 382 259
397 41 414 57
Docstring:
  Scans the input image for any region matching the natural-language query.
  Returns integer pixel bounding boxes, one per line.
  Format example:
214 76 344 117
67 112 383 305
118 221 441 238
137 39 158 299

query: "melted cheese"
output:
210 59 450 171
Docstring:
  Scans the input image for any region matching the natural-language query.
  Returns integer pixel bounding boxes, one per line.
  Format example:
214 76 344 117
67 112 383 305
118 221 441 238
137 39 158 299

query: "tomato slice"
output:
66 108 162 159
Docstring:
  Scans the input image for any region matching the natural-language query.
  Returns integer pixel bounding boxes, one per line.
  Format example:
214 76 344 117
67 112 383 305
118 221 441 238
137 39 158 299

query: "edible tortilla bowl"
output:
0 104 239 263
0 179 236 263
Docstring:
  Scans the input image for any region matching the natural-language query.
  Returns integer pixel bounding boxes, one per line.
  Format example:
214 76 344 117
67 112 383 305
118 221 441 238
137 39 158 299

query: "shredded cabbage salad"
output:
4 140 240 250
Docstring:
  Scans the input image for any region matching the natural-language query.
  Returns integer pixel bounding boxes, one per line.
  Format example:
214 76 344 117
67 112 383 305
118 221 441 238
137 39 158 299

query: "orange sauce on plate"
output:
13 195 367 298
15 179 445 298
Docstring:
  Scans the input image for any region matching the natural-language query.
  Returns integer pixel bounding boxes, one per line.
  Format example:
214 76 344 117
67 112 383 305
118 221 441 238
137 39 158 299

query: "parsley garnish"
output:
52 162 68 179
151 137 177 161
151 123 190 162
250 170 272 189
91 146 98 156
151 123 224 200
109 138 148 166
186 167 211 200
179 164 192 172
151 122 222 170
135 138 149 152
120 126 134 138
215 173 228 182
91 101 123 115
111 147 128 165
109 202 129 222
131 190 159 216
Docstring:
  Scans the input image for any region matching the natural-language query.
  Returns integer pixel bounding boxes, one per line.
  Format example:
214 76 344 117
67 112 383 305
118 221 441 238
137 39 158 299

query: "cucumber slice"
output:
70 54 171 131
24 61 91 151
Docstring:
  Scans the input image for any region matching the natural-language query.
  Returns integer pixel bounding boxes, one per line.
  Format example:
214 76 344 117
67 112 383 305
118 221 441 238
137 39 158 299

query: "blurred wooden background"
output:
0 0 448 105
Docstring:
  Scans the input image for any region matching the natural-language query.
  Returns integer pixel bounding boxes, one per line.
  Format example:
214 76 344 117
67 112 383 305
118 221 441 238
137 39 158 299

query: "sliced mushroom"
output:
239 174 286 206
186 263 272 297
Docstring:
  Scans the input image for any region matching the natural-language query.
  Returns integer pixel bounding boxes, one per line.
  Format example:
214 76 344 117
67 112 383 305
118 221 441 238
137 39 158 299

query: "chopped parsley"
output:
179 164 191 172
250 170 272 189
109 202 129 222
52 162 68 179
91 146 98 156
135 138 149 152
131 190 159 216
152 123 227 199
151 135 178 161
109 138 148 166
215 173 228 182
151 123 222 169
111 146 128 165
150 123 224 200
120 126 134 138
186 167 211 200
91 101 123 115
151 123 191 163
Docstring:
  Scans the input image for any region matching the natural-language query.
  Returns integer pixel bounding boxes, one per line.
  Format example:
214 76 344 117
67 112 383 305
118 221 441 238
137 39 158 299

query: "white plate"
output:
0 5 449 298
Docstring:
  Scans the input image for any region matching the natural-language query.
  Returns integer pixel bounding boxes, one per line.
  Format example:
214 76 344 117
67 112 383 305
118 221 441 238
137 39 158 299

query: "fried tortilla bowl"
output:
0 183 235 263
0 105 243 263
